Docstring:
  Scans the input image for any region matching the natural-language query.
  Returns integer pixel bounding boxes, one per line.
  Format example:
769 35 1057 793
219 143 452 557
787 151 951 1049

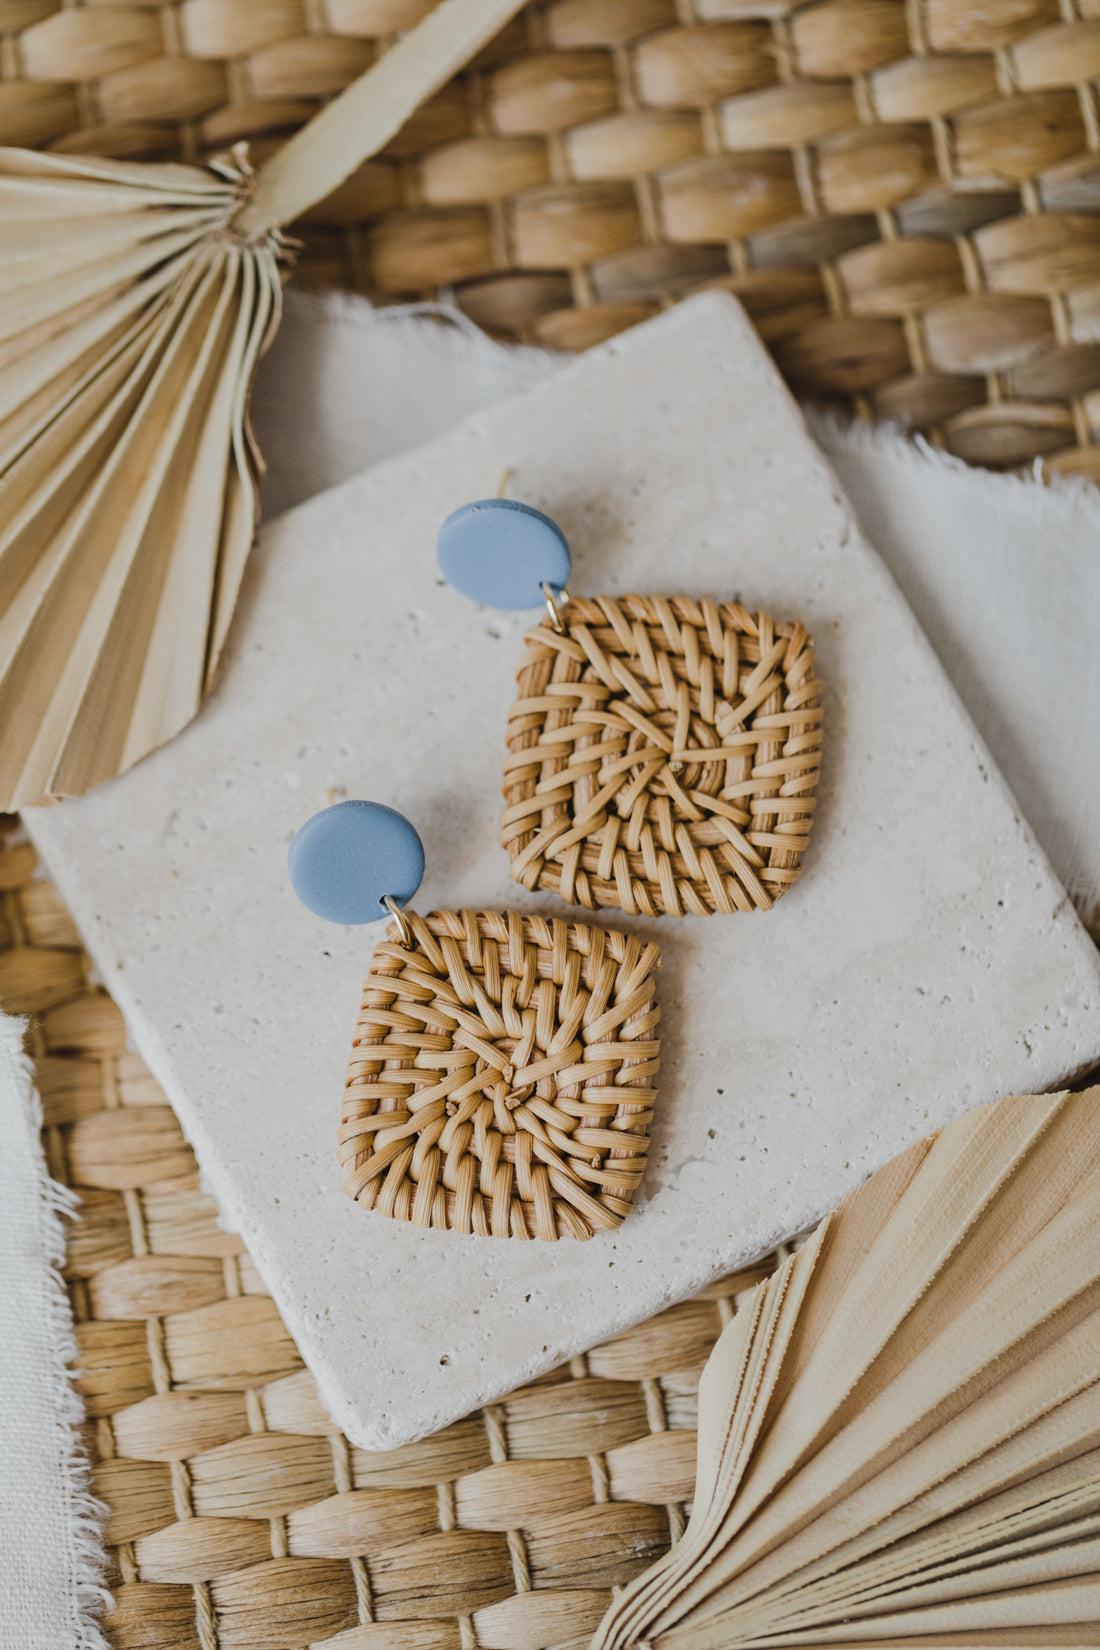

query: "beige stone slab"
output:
27 294 1100 1448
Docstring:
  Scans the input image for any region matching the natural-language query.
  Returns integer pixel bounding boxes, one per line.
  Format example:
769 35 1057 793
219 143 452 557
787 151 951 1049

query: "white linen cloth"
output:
811 417 1100 936
5 287 1100 1644
0 1012 108 1650
254 292 1100 934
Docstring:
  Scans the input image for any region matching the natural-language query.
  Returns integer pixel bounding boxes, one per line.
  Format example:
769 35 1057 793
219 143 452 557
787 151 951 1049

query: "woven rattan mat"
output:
1 815 780 1650
4 0 1100 477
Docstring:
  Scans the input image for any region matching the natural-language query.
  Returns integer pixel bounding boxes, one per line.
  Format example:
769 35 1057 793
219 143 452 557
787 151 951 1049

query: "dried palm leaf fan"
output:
0 0 527 813
593 1088 1100 1650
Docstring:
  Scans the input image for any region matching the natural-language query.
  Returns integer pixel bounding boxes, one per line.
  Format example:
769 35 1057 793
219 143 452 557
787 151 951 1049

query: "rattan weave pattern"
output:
0 817 777 1650
503 598 821 917
341 908 661 1240
3 0 1099 476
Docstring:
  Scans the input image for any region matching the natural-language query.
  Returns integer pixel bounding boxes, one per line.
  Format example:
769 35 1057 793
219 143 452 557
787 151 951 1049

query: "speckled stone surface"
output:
27 294 1100 1449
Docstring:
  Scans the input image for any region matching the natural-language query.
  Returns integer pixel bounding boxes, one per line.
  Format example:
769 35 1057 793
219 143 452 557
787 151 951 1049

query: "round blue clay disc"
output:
437 498 571 610
287 800 424 924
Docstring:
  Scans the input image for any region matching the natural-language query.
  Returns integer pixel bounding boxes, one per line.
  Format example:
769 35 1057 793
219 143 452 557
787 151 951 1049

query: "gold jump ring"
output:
383 895 413 946
542 582 570 634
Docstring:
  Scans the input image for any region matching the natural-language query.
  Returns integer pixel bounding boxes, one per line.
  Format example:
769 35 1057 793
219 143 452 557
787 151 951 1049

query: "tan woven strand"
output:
502 595 822 918
339 907 661 1240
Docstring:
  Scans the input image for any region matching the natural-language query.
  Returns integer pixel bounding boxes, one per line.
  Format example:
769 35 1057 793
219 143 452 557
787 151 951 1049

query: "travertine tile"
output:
28 295 1100 1447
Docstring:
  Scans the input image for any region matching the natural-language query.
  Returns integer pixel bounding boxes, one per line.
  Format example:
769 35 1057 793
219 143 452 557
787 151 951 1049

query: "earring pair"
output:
288 495 823 1242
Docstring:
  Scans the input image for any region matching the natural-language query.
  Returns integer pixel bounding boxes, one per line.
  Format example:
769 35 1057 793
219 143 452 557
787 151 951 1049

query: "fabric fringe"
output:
3 1014 111 1650
807 401 1100 505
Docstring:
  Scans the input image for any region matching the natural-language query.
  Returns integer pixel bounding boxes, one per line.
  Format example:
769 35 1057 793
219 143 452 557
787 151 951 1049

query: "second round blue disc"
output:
287 800 424 925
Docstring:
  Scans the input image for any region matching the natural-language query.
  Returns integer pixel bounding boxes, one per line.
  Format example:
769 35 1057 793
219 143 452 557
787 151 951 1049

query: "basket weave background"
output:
2 0 1099 476
3 5 1099 1640
1 816 780 1650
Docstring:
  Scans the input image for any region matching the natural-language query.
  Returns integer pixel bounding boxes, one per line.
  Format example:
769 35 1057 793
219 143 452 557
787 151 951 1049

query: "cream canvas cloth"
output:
4 291 1100 1643
0 1011 108 1650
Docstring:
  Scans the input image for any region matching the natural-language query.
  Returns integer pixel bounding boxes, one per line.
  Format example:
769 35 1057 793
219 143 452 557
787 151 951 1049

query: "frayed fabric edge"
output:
806 402 1100 508
2 1014 112 1650
281 286 561 376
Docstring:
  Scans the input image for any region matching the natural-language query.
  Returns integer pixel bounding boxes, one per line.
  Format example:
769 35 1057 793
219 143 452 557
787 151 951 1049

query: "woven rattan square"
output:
339 908 660 1241
502 595 822 918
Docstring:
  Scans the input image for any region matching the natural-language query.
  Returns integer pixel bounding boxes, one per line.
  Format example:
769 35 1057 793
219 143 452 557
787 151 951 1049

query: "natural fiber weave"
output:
341 906 660 1239
1 816 782 1650
4 0 1099 478
503 596 821 917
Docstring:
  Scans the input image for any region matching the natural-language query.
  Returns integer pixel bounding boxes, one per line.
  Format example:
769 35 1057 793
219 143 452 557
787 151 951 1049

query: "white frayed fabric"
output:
253 292 1100 931
254 291 555 520
0 1013 109 1649
809 412 1100 934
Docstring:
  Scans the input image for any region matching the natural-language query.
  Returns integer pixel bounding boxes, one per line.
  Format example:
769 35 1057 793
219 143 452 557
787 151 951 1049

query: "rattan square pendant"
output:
503 596 823 918
339 908 661 1241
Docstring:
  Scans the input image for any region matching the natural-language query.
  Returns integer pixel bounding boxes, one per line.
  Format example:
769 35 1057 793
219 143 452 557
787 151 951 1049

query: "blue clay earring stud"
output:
436 492 825 919
288 798 661 1242
437 497 571 623
288 799 424 930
